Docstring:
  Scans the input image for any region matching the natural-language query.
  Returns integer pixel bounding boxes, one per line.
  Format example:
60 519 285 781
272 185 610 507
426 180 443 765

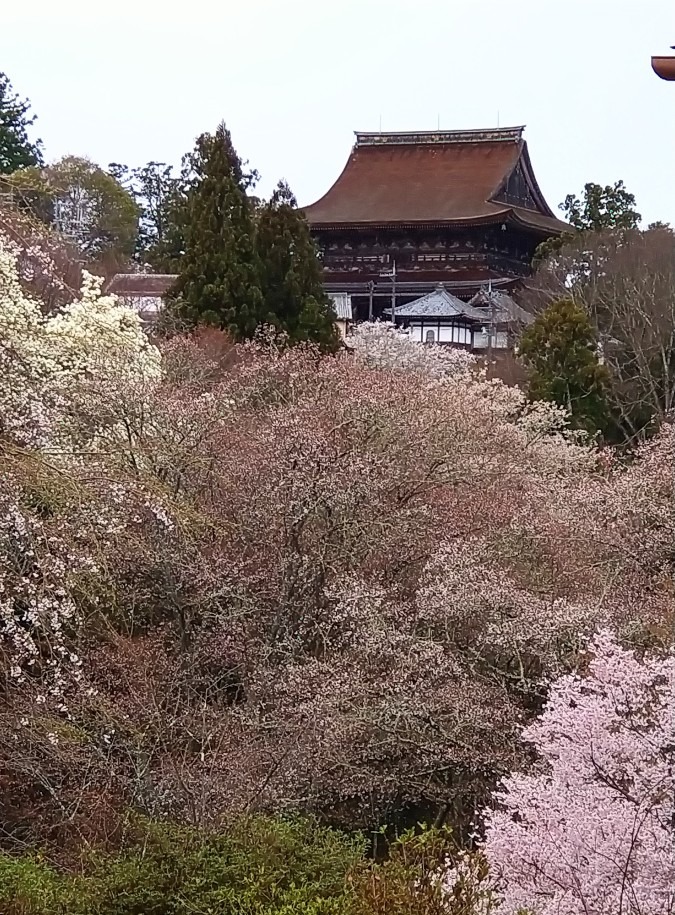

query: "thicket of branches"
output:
523 225 675 443
0 228 672 866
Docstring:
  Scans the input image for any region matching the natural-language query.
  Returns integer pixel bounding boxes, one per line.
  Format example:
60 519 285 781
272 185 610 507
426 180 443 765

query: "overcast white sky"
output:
3 0 675 224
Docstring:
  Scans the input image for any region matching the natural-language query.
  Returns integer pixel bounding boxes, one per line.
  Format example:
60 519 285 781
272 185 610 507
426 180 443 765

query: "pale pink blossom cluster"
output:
0 257 672 870
482 630 675 915
0 203 80 308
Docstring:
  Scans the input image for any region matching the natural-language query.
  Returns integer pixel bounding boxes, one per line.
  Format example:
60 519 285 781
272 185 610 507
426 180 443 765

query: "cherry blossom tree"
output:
0 235 160 449
483 630 675 915
0 246 673 858
349 319 475 376
61 337 670 837
0 200 82 309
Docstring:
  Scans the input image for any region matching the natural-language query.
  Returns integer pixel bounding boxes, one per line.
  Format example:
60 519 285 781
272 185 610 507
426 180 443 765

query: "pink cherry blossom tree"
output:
483 629 675 915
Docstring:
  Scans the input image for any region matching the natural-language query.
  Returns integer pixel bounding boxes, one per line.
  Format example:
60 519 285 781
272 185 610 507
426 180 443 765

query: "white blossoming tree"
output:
0 235 161 706
348 319 475 377
0 237 160 449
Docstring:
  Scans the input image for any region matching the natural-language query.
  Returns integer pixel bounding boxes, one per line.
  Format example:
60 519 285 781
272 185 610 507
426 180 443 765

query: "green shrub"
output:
0 818 490 914
357 828 486 915
0 817 365 915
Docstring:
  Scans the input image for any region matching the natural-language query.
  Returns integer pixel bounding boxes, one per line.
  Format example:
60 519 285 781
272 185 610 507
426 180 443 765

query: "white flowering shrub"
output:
0 475 84 703
0 235 161 704
348 320 475 376
0 238 160 450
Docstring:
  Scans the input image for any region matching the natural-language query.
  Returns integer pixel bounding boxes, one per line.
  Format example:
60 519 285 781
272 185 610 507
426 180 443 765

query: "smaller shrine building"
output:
385 284 533 351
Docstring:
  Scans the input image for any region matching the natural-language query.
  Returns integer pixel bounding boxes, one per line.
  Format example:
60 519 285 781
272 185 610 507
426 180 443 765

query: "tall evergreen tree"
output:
0 72 43 174
256 181 338 351
519 298 611 437
170 123 264 337
561 180 641 232
534 179 641 265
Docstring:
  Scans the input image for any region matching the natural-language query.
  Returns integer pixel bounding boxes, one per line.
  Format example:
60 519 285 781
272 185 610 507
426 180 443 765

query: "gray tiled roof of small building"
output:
105 273 177 297
388 285 485 320
328 293 353 320
469 288 535 325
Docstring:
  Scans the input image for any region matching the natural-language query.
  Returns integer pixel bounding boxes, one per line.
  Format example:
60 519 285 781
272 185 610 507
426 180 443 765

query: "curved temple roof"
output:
304 127 569 236
386 284 486 320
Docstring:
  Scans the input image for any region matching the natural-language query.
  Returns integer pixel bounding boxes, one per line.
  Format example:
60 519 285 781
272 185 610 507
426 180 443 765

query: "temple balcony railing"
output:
321 250 530 277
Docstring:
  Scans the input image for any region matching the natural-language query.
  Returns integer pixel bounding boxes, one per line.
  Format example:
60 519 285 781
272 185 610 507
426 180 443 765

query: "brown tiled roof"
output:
304 128 569 236
105 273 177 297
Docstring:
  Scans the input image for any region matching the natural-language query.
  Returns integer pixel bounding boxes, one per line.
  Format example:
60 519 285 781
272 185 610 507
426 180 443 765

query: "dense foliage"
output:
169 122 265 334
167 124 338 347
561 180 641 232
0 72 43 174
519 298 611 436
256 180 338 351
0 817 366 915
107 160 179 265
0 235 672 858
0 62 672 910
0 818 490 915
534 179 642 265
525 225 675 442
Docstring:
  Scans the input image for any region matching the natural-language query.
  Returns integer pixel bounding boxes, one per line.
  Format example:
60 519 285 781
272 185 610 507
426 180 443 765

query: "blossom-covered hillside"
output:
0 235 672 909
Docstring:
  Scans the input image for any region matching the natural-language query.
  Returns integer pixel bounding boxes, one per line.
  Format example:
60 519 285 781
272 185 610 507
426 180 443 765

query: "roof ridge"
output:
355 127 525 147
111 272 179 279
390 283 486 320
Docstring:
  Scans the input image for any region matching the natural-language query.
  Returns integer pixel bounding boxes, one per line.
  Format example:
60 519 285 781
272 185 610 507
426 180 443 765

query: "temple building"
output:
385 285 484 348
382 283 535 352
303 127 568 321
104 273 176 323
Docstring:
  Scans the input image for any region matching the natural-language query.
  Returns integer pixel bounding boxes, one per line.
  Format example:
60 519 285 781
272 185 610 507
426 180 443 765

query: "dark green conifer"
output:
519 298 612 436
171 123 265 338
256 181 338 352
0 72 43 174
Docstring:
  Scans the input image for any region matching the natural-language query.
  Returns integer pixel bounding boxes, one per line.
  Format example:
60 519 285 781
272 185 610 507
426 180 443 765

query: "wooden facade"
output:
303 128 569 321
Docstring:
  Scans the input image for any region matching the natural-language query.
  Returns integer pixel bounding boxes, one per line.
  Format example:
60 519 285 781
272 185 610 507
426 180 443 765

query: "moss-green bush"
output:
0 818 486 915
0 817 365 915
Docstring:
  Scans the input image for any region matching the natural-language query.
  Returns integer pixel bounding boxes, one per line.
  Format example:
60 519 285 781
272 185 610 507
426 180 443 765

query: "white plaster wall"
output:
410 322 472 346
437 324 471 345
